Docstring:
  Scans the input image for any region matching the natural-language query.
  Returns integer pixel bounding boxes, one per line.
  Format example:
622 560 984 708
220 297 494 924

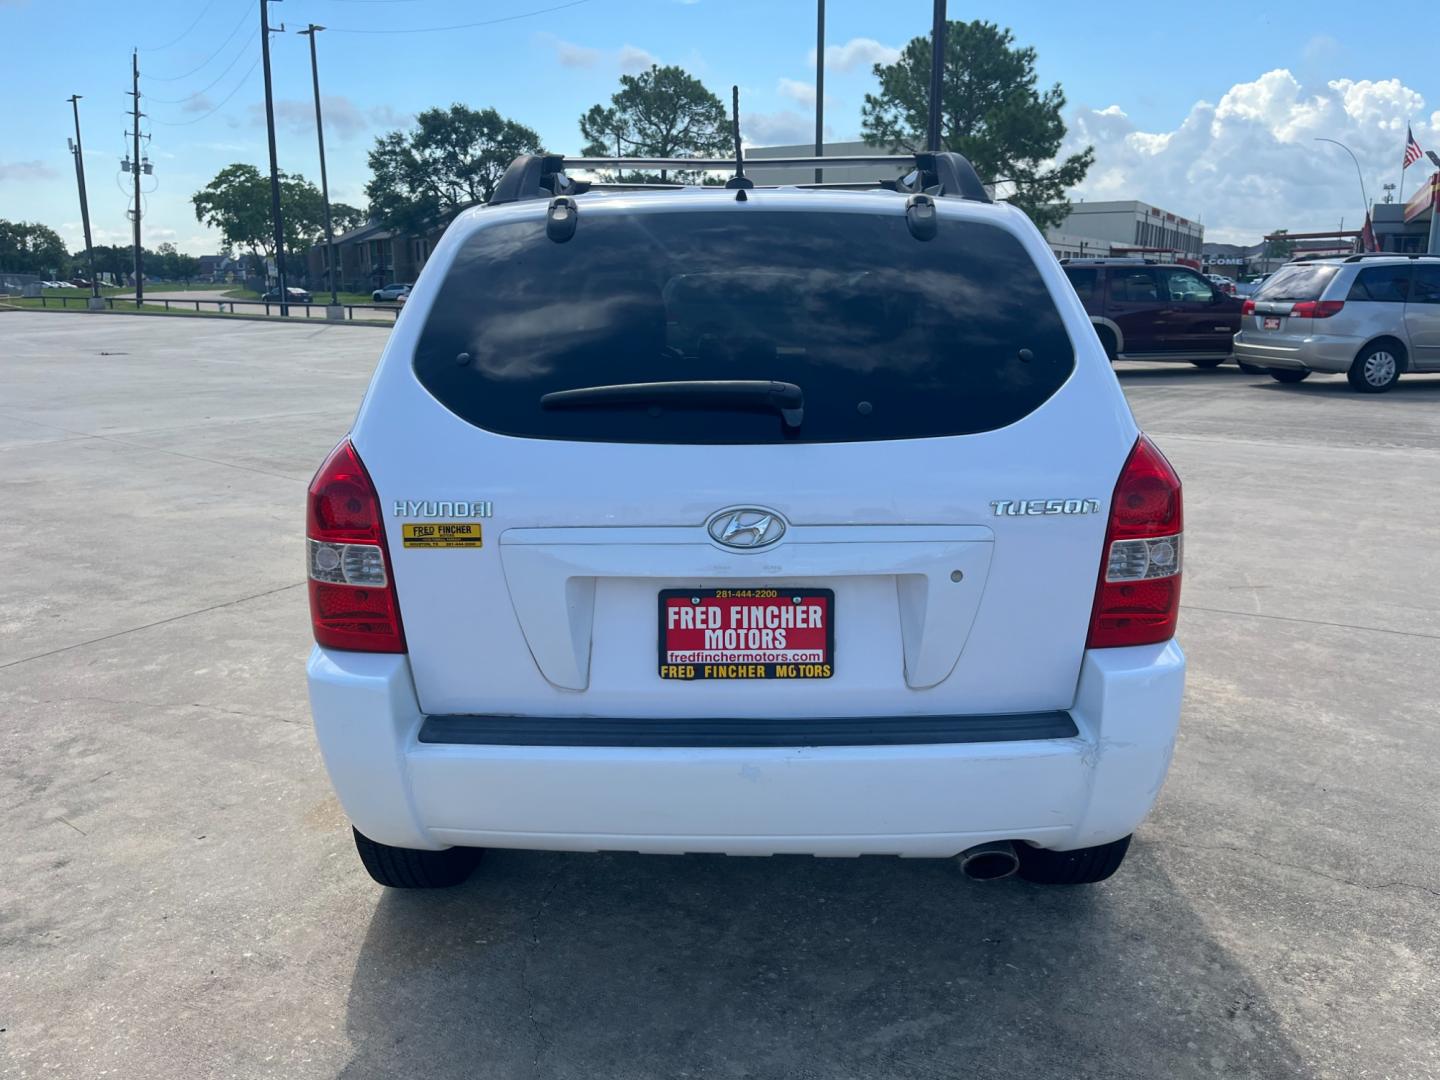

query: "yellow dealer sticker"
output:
401 522 484 549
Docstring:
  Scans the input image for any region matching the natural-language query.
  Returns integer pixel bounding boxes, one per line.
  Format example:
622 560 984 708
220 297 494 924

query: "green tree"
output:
860 20 1093 230
579 65 730 181
366 105 541 232
154 241 180 281
88 244 131 285
173 253 200 284
1264 229 1293 259
0 220 69 276
191 164 334 273
330 203 367 235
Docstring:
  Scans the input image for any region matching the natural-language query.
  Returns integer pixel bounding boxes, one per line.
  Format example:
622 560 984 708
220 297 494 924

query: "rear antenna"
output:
726 84 753 195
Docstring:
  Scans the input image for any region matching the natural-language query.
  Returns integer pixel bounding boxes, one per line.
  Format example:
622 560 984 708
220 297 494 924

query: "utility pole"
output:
926 0 947 152
66 95 100 302
260 0 289 315
813 0 824 184
129 50 144 305
298 24 338 308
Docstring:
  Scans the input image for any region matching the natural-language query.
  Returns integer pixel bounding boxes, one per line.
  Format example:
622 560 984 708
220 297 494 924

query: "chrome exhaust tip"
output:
957 840 1020 881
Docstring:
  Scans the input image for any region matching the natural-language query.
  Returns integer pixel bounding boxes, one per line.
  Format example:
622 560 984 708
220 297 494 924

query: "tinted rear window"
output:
1255 264 1340 302
1063 267 1098 301
413 209 1075 444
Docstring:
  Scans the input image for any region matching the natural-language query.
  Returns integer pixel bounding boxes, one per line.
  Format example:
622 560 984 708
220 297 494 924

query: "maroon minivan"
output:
1061 258 1244 368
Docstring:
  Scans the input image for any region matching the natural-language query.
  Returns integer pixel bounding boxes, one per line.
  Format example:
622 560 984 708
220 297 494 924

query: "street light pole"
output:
66 95 100 300
260 0 289 316
1314 137 1370 220
813 0 824 184
925 0 947 152
298 23 337 306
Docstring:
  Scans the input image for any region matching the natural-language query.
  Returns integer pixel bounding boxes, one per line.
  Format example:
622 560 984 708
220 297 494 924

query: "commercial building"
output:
1043 201 1203 262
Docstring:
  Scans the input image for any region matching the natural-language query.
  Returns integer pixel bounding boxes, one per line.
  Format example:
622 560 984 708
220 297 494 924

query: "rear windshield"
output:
413 209 1076 444
1255 263 1340 302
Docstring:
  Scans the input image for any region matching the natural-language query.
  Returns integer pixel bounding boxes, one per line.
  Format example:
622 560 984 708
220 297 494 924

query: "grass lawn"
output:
221 287 380 305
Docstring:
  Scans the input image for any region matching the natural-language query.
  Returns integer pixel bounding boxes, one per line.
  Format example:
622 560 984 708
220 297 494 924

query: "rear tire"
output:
1347 342 1403 393
1016 835 1131 885
1189 357 1225 369
352 828 481 888
1267 368 1310 384
1095 326 1118 363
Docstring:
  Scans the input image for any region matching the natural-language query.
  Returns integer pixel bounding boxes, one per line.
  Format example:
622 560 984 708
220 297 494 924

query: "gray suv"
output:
1233 254 1440 392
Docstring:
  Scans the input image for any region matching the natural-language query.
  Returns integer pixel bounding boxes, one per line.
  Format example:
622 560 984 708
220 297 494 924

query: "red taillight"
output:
306 439 406 652
1087 435 1183 649
1289 300 1344 319
1240 299 1255 315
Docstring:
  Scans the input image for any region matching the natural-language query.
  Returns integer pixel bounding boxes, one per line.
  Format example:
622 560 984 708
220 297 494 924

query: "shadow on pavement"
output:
339 842 1314 1080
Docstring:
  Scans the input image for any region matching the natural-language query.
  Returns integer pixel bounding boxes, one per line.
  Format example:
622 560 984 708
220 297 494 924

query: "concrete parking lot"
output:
2 311 1438 1080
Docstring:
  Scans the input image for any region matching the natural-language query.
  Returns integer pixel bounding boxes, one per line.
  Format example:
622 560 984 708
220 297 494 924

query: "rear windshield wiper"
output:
540 380 804 429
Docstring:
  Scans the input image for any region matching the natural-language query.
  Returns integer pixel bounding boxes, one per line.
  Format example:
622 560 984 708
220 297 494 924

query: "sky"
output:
1 0 1437 253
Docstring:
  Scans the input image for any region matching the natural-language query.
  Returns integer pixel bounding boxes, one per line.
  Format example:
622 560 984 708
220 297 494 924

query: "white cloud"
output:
777 78 816 108
617 45 659 73
0 160 57 182
743 110 825 147
1059 69 1436 244
808 38 900 74
537 34 658 73
247 97 409 140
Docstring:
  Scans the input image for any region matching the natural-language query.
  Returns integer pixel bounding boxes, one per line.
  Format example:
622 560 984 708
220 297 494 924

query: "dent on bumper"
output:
307 642 1184 856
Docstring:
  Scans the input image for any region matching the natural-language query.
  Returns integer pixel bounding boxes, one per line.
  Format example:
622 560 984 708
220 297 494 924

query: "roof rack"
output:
488 151 993 206
1341 251 1440 262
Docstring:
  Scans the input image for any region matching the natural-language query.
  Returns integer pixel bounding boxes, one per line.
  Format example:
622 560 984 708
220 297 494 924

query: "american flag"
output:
1403 126 1423 169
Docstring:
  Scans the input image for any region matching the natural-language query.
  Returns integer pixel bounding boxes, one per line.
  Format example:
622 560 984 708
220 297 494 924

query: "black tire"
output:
1346 341 1403 393
1236 360 1267 375
1189 357 1225 369
1096 326 1119 363
352 828 481 888
371 292 382 302
1016 835 1131 885
1267 368 1310 384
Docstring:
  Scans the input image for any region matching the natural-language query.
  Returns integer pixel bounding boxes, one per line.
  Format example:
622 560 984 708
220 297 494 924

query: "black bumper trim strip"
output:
416 712 1078 748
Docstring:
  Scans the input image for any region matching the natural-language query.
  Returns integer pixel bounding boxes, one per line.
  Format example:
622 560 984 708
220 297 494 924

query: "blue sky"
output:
2 0 1436 251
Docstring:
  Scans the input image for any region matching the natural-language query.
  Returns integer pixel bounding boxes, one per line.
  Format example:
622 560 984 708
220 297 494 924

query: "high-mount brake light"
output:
306 439 406 652
1289 300 1344 319
1087 435 1183 649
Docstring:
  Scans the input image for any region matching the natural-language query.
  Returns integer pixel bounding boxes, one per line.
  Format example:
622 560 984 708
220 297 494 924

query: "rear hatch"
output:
355 194 1137 719
1249 262 1342 336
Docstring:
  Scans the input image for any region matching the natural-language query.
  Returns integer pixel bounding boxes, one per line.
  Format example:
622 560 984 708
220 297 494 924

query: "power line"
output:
146 1 252 81
151 55 262 126
146 28 259 104
321 0 590 35
141 0 228 51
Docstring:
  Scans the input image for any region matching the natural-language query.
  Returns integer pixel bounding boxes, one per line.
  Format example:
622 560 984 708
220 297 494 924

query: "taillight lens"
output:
1240 299 1255 315
1087 435 1183 649
1289 300 1344 319
306 439 406 652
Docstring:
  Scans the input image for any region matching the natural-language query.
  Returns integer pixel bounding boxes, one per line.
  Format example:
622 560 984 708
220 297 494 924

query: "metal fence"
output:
15 293 399 323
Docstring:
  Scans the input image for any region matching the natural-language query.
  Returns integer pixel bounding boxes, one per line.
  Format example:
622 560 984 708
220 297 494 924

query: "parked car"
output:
372 283 412 302
1233 254 1440 391
1061 258 1244 367
305 152 1186 890
1205 273 1237 296
261 286 312 303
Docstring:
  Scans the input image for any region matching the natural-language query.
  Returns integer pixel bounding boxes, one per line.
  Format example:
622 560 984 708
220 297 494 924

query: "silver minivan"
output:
1233 255 1440 392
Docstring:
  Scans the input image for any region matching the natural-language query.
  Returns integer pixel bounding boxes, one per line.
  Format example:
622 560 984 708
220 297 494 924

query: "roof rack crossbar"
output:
487 151 993 206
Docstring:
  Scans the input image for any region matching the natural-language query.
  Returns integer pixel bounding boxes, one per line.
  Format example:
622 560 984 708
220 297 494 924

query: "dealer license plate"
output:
658 588 834 680
1262 316 1281 330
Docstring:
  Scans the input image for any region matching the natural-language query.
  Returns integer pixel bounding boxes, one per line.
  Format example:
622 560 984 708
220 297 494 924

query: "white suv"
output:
305 152 1186 889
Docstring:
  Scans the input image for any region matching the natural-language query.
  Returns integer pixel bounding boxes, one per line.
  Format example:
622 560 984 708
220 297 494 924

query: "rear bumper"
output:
1233 330 1357 373
307 642 1184 857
